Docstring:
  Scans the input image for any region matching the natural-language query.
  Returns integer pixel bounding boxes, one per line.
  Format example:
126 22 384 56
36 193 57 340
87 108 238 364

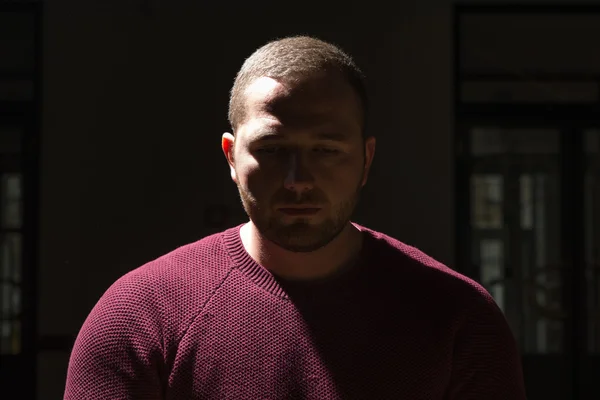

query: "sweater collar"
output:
222 222 373 299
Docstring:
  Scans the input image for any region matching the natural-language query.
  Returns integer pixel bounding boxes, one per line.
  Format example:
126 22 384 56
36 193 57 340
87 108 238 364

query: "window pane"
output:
480 239 505 311
521 175 533 230
470 168 561 353
471 175 503 229
461 80 598 104
471 128 559 155
520 174 563 354
1 320 20 355
0 281 20 319
0 233 22 355
1 174 22 229
1 233 22 308
460 14 600 74
586 129 600 353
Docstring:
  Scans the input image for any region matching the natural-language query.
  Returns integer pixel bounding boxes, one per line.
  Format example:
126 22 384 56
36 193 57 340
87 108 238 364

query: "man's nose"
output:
283 153 314 193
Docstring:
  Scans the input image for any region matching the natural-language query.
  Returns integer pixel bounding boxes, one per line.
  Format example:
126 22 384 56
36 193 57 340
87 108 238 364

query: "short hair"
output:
228 36 368 134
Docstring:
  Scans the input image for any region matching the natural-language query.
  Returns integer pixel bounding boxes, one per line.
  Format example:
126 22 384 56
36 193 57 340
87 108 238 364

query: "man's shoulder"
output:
360 224 490 301
98 226 237 308
91 226 239 339
125 225 237 285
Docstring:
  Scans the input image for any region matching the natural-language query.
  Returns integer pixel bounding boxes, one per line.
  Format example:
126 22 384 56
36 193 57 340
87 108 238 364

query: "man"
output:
65 36 527 399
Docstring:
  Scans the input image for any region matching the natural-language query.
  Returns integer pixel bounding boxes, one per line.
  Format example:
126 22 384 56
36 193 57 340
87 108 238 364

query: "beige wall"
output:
37 1 453 398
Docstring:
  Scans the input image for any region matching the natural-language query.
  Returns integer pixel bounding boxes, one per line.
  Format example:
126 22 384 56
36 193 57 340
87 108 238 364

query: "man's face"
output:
223 73 376 252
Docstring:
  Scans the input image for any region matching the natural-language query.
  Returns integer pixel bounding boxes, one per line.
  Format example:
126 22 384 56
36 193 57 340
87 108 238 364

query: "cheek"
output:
235 154 262 185
320 158 364 186
240 162 280 201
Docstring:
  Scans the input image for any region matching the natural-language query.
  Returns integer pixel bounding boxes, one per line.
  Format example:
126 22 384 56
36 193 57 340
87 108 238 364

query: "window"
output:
465 127 563 353
0 173 22 355
0 8 36 356
457 6 600 398
585 129 600 353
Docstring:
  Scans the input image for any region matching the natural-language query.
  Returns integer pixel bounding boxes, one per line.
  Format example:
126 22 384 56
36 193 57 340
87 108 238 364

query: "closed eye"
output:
255 146 280 154
254 146 340 156
314 147 340 154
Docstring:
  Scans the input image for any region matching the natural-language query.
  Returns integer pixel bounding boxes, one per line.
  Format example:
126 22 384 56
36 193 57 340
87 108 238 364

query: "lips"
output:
278 207 321 216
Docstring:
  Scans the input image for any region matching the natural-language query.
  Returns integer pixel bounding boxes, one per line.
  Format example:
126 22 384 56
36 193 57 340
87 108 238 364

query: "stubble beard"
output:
236 179 363 253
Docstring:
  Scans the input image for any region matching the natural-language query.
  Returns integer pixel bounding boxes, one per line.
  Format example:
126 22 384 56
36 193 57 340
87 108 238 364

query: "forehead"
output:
240 75 362 136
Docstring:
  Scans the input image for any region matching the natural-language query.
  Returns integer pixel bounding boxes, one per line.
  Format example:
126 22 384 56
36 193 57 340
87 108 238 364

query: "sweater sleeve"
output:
445 288 528 400
64 273 166 400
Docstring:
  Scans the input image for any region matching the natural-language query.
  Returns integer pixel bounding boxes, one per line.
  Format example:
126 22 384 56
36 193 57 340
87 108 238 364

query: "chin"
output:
280 215 319 223
276 215 326 228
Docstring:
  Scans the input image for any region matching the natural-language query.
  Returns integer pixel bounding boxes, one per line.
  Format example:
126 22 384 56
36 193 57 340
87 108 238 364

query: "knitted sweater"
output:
64 223 527 399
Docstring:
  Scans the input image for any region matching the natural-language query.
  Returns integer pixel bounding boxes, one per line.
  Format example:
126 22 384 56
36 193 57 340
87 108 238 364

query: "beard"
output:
236 178 363 253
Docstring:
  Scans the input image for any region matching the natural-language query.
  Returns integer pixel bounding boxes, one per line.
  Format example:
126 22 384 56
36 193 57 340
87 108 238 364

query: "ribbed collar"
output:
222 223 373 299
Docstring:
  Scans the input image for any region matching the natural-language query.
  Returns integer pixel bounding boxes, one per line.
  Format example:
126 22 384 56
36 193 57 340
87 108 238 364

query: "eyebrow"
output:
252 130 350 143
314 132 349 141
252 132 283 142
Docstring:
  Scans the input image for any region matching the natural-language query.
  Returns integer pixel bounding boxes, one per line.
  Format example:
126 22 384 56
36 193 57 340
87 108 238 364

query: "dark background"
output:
1 1 599 399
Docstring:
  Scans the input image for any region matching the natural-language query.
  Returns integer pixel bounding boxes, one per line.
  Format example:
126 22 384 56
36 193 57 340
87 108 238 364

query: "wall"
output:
37 1 453 398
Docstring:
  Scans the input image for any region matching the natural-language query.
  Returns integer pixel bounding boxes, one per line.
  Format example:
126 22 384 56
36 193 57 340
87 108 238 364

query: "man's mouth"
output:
277 207 322 216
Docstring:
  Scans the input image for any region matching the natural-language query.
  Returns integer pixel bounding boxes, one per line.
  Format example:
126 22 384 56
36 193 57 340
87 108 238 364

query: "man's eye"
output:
314 147 340 154
256 147 279 154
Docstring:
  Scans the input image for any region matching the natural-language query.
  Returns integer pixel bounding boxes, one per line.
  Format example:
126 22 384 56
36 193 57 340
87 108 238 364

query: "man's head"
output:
222 36 376 252
228 36 369 134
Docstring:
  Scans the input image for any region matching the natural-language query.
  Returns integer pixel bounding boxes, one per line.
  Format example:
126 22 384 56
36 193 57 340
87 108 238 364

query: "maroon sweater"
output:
65 223 526 399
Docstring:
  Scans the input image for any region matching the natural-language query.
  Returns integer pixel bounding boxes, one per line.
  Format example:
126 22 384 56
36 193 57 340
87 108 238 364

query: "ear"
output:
361 136 376 187
222 132 238 184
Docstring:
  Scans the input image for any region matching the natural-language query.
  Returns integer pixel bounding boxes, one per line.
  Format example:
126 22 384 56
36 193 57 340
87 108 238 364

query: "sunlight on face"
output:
232 75 372 252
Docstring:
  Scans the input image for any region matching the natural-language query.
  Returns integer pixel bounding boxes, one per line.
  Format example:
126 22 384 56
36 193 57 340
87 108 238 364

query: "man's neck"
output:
239 221 363 281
